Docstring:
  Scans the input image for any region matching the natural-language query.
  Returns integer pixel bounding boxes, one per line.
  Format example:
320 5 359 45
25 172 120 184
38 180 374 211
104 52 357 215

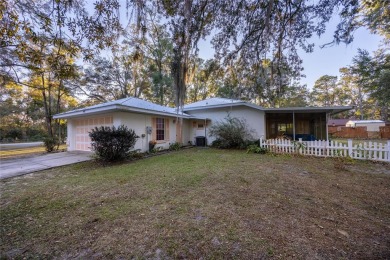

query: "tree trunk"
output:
41 74 53 138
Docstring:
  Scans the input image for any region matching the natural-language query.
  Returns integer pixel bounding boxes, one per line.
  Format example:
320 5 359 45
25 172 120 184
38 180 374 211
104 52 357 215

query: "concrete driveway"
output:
0 151 93 179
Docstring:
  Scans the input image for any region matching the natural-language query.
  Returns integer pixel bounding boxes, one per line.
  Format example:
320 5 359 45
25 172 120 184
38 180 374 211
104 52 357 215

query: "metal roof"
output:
54 96 354 119
264 106 353 114
183 98 352 115
54 97 194 119
183 97 263 111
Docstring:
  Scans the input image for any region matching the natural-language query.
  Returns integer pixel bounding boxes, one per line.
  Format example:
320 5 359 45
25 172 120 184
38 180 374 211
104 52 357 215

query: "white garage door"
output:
75 116 113 151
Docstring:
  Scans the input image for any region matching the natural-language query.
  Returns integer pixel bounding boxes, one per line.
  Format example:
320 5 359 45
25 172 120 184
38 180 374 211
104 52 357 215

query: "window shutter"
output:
152 117 156 140
165 118 170 141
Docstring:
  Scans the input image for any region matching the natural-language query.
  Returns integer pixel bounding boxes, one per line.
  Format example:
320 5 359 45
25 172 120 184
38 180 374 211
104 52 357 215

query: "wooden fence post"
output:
348 139 353 158
260 137 263 148
387 140 390 162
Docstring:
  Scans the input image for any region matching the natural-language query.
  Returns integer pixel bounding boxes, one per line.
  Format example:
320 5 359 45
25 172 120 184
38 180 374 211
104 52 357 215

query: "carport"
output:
264 107 353 140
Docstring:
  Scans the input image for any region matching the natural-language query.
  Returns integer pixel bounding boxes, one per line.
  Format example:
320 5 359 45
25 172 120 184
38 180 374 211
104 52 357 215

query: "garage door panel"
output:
74 116 113 151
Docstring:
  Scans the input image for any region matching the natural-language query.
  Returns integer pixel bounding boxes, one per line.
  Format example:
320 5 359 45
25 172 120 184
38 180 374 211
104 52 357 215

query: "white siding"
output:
186 106 266 144
66 119 75 151
116 112 152 152
116 112 192 152
117 112 172 151
181 119 192 146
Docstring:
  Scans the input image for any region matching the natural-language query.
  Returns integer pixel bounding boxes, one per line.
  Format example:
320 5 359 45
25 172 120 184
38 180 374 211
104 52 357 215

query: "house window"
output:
198 123 204 129
156 118 165 140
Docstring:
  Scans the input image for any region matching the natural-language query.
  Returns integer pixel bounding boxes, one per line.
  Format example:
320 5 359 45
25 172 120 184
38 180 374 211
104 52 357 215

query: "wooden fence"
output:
331 126 368 138
260 138 390 162
380 126 390 139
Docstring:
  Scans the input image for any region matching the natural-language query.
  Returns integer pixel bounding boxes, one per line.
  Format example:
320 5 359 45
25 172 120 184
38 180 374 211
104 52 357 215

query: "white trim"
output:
183 102 263 112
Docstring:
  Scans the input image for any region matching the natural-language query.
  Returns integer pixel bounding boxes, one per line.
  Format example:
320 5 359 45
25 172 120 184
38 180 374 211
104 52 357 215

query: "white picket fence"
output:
260 138 390 162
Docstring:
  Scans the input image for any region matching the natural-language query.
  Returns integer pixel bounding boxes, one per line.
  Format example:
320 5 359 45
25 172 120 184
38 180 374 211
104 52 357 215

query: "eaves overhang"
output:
53 104 193 119
183 102 264 112
264 106 353 115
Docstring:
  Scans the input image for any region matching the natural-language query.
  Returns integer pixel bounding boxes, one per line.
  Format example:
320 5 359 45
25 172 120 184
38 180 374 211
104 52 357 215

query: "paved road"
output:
0 151 93 179
0 142 44 151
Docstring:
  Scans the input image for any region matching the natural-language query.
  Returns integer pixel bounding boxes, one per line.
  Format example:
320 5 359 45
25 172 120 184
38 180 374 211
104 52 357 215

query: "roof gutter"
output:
53 104 193 119
264 106 353 114
183 102 263 112
53 105 118 119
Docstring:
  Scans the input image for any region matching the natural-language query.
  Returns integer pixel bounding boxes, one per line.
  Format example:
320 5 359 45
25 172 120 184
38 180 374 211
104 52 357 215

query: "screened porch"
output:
264 107 352 141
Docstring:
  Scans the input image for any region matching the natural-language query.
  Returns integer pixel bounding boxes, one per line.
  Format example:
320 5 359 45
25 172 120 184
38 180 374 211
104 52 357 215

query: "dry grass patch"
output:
0 144 66 159
1 149 389 259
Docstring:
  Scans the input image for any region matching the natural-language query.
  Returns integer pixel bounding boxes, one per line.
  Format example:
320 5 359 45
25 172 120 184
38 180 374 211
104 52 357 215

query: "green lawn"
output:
1 149 389 258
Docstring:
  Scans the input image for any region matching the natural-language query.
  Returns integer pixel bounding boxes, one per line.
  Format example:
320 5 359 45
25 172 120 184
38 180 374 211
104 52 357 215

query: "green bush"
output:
89 125 138 162
246 144 268 154
129 149 144 159
5 129 23 140
169 142 181 151
43 137 59 152
209 115 254 149
211 138 224 148
27 128 47 141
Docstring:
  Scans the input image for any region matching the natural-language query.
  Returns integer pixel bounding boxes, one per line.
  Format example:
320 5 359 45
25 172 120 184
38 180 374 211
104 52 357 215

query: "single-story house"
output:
53 97 352 152
345 120 385 132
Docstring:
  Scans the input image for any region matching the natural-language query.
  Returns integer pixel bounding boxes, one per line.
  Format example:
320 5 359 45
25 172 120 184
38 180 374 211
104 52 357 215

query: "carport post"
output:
204 118 207 147
326 112 329 141
293 111 296 140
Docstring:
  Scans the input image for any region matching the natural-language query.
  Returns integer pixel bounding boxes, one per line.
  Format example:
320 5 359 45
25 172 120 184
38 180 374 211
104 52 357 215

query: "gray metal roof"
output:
54 97 194 119
183 97 263 111
54 96 354 120
184 97 242 108
264 106 353 114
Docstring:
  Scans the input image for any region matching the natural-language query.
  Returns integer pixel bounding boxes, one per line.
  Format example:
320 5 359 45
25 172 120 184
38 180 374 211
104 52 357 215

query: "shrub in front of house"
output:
246 144 268 154
89 125 138 162
209 115 255 149
169 142 181 151
43 137 60 152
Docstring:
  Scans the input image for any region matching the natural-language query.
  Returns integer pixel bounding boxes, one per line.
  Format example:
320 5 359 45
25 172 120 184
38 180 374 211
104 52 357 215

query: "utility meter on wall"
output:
146 126 152 134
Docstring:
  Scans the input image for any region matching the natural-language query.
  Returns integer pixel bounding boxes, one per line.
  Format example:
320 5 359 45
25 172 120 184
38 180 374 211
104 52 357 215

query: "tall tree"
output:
154 0 216 143
188 58 222 102
279 84 309 107
370 48 390 121
311 75 338 106
140 22 174 105
350 49 375 119
360 0 390 41
1 3 80 143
